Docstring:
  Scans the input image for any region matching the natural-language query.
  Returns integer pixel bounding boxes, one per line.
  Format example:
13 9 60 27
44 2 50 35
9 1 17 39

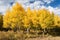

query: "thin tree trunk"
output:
36 27 38 36
27 27 30 37
43 29 45 37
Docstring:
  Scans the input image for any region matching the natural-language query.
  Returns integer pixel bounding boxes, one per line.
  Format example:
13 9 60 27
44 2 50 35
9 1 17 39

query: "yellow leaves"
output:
3 2 60 30
26 8 55 29
12 2 23 11
3 21 10 28
11 23 16 28
3 3 25 29
41 24 46 29
3 24 8 28
37 9 54 29
27 7 31 12
54 15 60 26
22 16 30 28
12 3 25 13
54 15 58 25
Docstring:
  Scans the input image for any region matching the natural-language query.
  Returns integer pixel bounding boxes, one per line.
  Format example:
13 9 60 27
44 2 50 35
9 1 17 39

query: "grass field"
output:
0 31 60 40
26 36 60 40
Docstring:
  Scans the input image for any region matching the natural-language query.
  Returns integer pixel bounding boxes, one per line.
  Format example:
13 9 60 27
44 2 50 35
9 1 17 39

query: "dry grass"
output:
0 31 25 40
26 36 60 40
0 31 60 40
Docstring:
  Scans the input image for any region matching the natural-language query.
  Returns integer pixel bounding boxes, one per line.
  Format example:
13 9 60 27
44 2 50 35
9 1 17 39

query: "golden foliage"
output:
3 2 60 31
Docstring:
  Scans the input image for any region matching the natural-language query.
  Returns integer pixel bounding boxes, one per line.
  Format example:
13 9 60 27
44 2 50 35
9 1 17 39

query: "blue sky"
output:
0 0 60 15
49 0 60 8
